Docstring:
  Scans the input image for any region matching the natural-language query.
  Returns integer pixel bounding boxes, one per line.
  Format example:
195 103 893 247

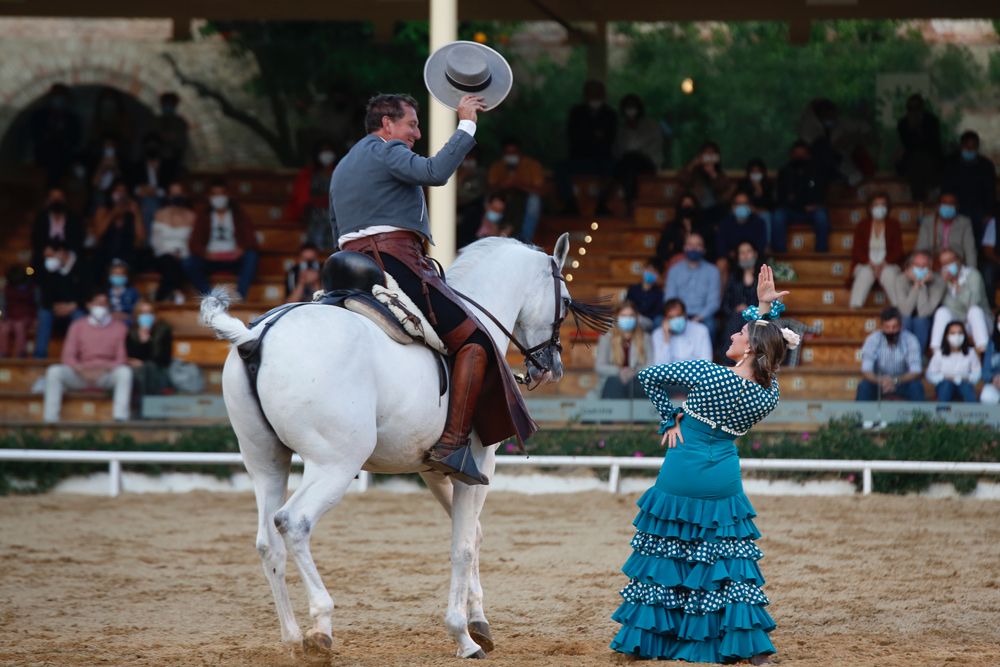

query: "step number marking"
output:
82 402 95 416
847 378 858 389
0 369 9 383
864 318 877 332
802 349 814 362
850 210 863 223
631 261 642 275
655 210 667 223
855 349 863 361
831 262 844 276
793 377 804 389
643 235 655 248
792 235 804 249
239 182 252 194
177 342 191 357
822 290 835 304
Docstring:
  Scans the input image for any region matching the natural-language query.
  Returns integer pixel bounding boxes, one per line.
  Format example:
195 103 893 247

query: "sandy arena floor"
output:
1 489 999 667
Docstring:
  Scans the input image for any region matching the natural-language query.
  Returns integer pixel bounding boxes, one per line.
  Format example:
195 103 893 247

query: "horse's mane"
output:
448 237 540 283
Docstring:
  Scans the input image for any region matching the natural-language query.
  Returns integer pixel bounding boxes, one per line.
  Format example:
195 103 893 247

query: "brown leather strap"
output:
442 318 478 351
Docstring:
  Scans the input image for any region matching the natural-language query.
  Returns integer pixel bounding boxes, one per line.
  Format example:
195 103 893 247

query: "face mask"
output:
668 316 687 334
733 204 751 220
871 205 888 220
503 154 520 167
961 149 977 162
749 172 764 183
485 210 503 223
461 159 477 169
739 258 757 270
44 257 61 272
109 274 128 287
137 313 156 329
944 262 960 277
89 305 110 322
300 260 320 271
642 270 658 285
623 107 639 119
685 249 704 262
702 153 719 165
210 195 229 211
912 266 929 281
318 150 336 166
947 334 966 349
884 331 900 345
939 204 956 220
617 315 637 332
103 146 116 159
588 99 603 111
169 196 189 207
48 201 67 215
111 191 125 204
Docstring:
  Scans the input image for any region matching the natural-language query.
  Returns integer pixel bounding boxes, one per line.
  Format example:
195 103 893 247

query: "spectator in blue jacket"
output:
107 259 140 323
664 233 721 342
625 258 664 331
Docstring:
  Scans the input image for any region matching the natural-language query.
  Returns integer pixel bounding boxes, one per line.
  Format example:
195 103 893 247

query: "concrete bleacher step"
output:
188 170 295 203
0 358 223 393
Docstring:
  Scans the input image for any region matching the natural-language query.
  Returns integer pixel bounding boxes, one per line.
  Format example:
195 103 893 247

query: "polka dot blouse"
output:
636 360 780 437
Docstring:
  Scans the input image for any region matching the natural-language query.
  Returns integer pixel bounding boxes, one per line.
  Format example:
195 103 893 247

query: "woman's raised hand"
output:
757 264 790 304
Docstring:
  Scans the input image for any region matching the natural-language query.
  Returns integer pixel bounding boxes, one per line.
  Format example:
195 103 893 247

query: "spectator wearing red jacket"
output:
286 141 337 251
849 191 904 309
183 179 259 299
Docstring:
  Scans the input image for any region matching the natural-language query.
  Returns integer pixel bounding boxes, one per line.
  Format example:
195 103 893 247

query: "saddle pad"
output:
373 274 448 356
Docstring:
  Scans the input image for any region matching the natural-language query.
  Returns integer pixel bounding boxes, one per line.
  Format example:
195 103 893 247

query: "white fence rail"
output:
2 449 999 497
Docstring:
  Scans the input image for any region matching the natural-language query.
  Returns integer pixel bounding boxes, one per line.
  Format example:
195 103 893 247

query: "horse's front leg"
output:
445 444 496 658
466 450 496 652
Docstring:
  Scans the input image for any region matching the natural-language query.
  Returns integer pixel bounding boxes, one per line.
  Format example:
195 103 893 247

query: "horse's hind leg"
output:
274 455 364 656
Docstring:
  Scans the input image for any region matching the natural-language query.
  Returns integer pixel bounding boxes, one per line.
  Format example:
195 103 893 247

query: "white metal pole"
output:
109 459 122 498
427 0 458 268
862 467 873 495
608 464 621 494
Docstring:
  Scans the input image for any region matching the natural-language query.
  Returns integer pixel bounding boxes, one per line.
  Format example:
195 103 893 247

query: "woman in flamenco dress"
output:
610 264 799 664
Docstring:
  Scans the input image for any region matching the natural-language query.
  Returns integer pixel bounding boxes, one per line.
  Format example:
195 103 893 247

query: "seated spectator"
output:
895 94 942 203
849 191 903 309
679 141 734 228
126 299 174 402
151 182 196 304
89 135 126 206
555 80 617 216
736 158 775 245
107 260 140 322
892 251 945 353
0 265 35 358
183 179 259 299
932 249 990 354
773 140 830 253
487 138 544 243
716 191 767 281
720 242 763 347
927 320 981 403
43 291 131 422
624 258 664 331
915 191 977 267
456 146 488 248
651 298 712 366
286 243 323 303
856 306 924 402
664 233 721 341
941 130 997 238
34 242 89 359
91 179 145 277
475 193 513 239
595 301 651 399
612 94 661 217
981 213 998 308
128 133 176 239
981 310 1000 404
31 187 84 269
655 192 711 264
285 140 337 251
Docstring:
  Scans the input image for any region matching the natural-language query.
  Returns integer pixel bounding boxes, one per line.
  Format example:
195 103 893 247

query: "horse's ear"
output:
553 232 570 272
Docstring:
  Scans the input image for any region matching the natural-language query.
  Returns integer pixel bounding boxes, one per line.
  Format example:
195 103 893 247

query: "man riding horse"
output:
329 43 533 486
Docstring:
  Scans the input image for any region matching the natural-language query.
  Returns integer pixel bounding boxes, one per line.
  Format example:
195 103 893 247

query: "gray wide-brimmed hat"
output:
424 41 513 111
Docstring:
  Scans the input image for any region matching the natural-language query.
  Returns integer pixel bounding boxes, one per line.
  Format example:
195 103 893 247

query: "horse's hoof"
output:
302 630 333 657
468 621 495 653
469 649 488 659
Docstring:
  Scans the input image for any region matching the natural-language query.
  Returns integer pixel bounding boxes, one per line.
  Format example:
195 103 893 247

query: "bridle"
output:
452 258 566 390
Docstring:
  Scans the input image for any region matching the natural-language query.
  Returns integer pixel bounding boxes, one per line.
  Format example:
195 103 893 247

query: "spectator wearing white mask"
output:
931 248 990 354
926 320 981 403
916 191 977 267
487 138 544 243
892 250 945 353
651 298 712 366
43 291 131 422
183 178 259 299
286 141 338 251
849 192 903 309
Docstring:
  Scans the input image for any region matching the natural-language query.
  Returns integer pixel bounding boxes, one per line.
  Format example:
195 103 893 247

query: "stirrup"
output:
425 447 489 486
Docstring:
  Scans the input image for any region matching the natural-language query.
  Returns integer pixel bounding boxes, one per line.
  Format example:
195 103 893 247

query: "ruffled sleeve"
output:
637 360 713 433
742 299 785 323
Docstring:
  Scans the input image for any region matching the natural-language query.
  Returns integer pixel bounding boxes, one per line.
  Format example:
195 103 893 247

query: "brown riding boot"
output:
425 343 490 485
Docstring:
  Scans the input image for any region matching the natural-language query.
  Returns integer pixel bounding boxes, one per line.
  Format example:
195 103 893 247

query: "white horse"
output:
200 234 581 658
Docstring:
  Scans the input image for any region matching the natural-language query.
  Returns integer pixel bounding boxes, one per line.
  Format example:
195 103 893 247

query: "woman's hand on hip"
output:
660 415 684 449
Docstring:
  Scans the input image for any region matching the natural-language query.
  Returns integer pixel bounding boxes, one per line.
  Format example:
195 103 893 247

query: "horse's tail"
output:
199 287 258 346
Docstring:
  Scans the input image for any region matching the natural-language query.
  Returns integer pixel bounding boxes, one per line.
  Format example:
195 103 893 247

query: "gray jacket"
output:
329 129 476 245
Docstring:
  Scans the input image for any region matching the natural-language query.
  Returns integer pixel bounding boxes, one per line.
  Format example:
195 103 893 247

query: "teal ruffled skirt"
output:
610 416 776 663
